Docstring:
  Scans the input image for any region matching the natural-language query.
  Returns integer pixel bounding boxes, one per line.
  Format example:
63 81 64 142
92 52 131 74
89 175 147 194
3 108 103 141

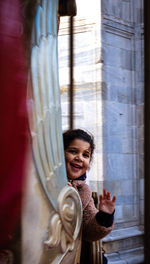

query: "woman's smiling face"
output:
65 139 91 180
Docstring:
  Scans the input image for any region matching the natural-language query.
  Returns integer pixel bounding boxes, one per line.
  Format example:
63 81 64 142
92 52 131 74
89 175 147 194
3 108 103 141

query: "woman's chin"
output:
68 173 82 180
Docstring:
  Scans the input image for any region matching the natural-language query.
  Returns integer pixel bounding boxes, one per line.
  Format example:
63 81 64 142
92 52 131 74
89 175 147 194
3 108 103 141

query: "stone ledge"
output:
102 226 144 253
105 246 144 264
102 226 144 242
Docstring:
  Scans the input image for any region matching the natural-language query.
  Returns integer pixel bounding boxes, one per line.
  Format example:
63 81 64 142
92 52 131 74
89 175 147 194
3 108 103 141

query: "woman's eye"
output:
83 153 90 158
69 149 77 154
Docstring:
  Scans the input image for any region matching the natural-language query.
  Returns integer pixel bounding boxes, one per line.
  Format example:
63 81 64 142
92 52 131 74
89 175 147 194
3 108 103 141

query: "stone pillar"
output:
144 0 150 262
100 0 144 263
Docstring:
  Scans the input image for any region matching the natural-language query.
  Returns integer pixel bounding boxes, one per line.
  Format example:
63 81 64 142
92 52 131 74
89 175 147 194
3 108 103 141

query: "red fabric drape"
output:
0 0 28 248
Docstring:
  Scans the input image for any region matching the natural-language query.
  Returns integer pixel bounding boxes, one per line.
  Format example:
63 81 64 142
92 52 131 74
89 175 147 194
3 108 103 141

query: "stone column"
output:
100 0 144 263
144 0 150 262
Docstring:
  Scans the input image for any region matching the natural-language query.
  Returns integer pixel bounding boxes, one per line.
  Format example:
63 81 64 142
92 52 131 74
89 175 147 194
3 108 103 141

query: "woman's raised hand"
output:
99 189 116 214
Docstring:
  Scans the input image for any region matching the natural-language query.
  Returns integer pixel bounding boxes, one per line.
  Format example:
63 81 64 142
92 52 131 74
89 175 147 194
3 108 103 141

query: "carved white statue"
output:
24 0 82 263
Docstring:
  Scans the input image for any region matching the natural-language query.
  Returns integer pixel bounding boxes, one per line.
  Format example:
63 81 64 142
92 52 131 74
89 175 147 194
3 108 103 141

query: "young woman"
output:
63 129 116 242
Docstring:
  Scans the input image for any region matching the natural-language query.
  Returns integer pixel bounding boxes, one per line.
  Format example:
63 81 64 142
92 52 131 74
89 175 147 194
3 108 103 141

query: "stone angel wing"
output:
30 0 67 209
28 0 82 262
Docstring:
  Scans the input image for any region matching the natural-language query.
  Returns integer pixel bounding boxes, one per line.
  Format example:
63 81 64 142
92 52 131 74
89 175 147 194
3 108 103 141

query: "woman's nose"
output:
75 154 83 161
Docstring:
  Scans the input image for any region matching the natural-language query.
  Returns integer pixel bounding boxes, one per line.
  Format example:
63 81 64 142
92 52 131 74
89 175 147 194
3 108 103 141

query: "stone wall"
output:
99 0 144 228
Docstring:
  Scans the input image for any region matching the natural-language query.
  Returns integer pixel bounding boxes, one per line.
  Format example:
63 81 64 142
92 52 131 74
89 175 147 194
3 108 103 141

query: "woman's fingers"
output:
107 192 111 200
99 194 103 203
103 189 111 199
112 195 116 203
102 189 116 203
103 188 107 198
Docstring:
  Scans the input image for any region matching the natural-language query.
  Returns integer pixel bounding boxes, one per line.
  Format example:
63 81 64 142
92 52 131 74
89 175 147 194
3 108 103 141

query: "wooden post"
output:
69 16 74 129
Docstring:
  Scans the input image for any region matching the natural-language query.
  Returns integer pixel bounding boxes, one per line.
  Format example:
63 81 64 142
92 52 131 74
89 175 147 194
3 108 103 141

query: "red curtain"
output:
0 0 28 249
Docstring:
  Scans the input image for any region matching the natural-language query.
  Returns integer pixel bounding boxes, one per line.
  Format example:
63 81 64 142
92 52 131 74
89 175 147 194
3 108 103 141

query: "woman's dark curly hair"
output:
63 129 95 160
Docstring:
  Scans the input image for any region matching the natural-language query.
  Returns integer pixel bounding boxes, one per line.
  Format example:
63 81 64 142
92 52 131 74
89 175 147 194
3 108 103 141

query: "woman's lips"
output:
70 163 82 171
